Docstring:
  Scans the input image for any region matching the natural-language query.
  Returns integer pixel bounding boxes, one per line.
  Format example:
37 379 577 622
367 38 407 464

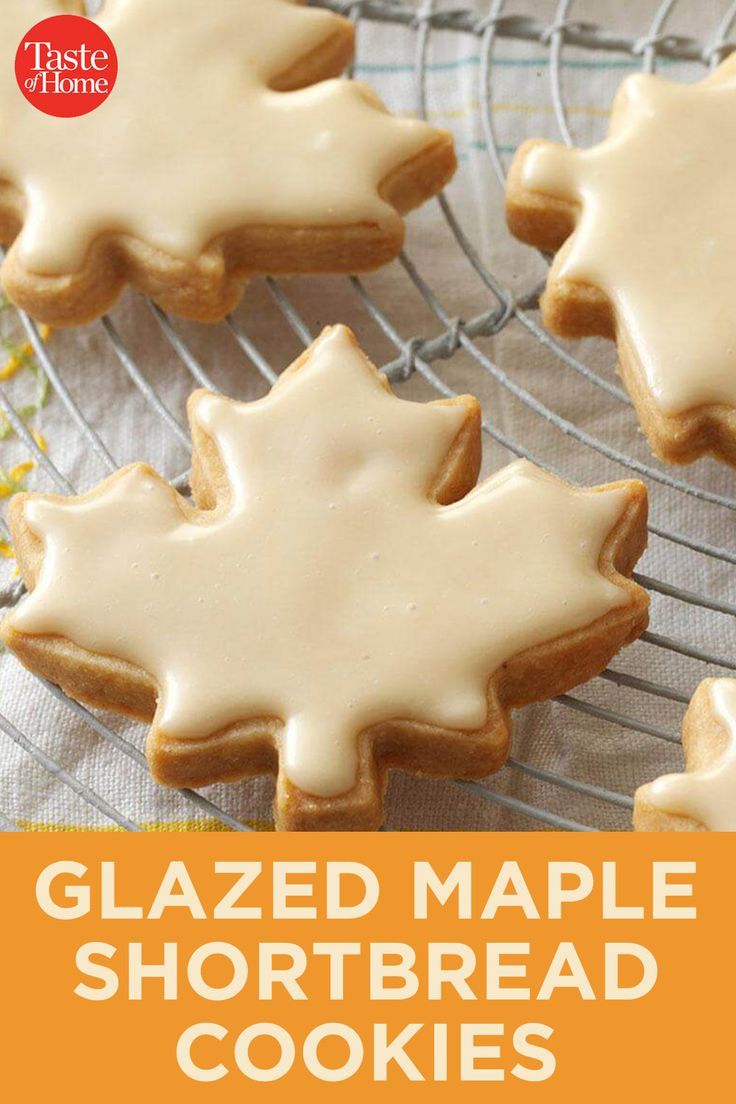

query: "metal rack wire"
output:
0 0 734 832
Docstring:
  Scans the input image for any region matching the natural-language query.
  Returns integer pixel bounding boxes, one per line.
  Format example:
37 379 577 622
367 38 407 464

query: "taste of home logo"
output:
15 13 118 118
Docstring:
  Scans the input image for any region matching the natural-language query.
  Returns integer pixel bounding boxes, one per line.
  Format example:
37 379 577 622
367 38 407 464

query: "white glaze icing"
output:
647 678 736 831
521 54 736 416
8 326 633 798
0 0 446 273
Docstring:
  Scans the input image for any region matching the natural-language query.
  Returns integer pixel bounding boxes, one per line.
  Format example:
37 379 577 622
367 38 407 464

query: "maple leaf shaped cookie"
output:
0 0 455 326
635 678 736 832
506 53 736 466
1 326 648 830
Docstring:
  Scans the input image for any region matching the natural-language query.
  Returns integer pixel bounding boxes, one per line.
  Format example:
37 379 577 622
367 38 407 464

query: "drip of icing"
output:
521 56 736 416
0 0 445 273
647 679 736 831
8 327 632 798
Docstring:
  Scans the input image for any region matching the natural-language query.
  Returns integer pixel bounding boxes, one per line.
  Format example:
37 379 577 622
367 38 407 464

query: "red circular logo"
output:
15 15 117 118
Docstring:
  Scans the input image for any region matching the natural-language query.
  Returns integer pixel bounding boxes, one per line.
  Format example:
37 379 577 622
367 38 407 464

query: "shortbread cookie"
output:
1 325 648 830
634 678 736 831
0 0 455 326
506 53 736 466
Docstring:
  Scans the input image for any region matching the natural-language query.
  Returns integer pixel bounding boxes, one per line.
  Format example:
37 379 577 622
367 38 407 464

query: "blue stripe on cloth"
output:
355 55 678 74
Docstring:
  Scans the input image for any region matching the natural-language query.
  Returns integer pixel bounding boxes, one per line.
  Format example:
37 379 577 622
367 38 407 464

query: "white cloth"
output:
0 0 733 831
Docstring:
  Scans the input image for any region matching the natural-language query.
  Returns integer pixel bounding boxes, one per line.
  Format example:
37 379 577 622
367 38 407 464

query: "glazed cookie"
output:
1 326 649 830
635 678 736 832
506 53 736 466
0 0 456 325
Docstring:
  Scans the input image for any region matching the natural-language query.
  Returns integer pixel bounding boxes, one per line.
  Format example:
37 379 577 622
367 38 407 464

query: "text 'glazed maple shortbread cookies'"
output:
0 0 456 326
506 53 736 466
1 326 649 830
635 679 736 832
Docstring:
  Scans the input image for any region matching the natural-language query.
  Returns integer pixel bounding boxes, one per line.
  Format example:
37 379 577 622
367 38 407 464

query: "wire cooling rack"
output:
1 0 735 833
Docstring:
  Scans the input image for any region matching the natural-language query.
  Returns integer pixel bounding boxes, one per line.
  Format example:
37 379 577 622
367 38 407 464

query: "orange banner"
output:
0 832 731 1100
